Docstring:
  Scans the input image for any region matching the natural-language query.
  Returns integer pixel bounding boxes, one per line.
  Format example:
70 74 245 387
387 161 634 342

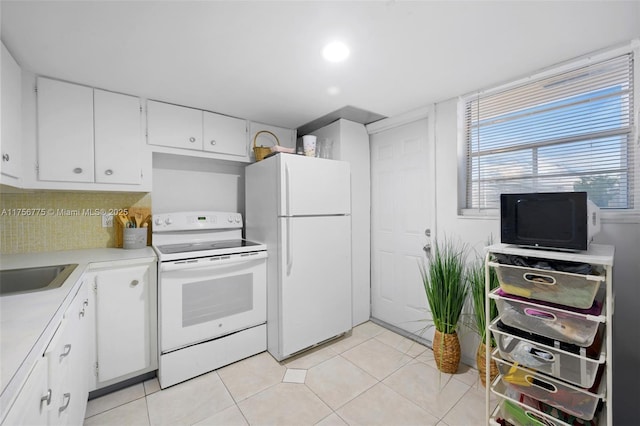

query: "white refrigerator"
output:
245 154 352 361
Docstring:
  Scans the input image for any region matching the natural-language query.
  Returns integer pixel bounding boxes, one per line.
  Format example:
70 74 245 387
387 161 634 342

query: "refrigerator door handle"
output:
284 163 291 216
286 218 293 276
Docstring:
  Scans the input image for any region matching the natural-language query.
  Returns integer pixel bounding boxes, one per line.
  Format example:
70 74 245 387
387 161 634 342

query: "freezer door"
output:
278 216 352 357
279 155 351 216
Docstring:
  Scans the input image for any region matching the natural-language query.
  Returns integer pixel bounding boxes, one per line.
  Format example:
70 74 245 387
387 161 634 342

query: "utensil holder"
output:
123 228 147 249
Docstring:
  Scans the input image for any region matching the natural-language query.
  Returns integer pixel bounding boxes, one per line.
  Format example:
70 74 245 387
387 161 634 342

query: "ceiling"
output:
2 1 639 130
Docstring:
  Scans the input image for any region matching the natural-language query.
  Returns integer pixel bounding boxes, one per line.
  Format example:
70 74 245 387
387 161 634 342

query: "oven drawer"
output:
159 253 267 352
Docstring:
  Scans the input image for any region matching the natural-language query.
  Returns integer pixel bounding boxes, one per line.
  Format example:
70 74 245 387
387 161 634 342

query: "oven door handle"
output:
160 251 267 272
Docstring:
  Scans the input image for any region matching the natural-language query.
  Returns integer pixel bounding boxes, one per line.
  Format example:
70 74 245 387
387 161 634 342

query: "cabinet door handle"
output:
40 389 52 407
83 300 89 307
131 279 139 286
73 167 83 174
189 137 196 143
60 344 72 360
210 140 216 145
58 393 71 413
104 169 113 176
79 308 85 318
2 153 9 162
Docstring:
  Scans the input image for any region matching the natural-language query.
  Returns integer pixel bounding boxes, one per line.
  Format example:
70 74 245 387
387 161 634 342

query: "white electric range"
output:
152 211 267 388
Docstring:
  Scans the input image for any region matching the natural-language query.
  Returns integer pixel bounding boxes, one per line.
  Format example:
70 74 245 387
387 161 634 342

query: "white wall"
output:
151 153 245 215
434 97 640 424
311 119 371 326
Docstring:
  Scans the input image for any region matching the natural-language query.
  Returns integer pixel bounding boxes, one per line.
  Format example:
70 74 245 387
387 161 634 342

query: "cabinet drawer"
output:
491 288 604 347
489 261 604 309
495 356 604 421
490 320 605 388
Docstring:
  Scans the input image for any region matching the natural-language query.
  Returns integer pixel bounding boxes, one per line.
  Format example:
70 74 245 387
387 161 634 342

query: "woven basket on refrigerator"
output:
252 130 280 161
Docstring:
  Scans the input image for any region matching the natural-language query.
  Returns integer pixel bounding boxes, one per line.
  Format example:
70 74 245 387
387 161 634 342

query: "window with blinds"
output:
464 53 635 210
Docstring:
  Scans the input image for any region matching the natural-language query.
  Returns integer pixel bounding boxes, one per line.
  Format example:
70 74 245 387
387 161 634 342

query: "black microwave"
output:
500 192 601 251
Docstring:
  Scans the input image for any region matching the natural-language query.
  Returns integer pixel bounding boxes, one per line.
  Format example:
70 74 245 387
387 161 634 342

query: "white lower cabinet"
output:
0 357 49 425
47 282 90 425
88 258 157 390
2 280 91 426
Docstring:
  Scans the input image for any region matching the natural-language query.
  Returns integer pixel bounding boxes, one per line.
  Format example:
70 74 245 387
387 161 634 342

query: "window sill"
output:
458 209 640 224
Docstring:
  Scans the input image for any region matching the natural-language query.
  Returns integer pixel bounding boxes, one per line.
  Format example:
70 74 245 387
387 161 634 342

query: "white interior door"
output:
370 118 433 338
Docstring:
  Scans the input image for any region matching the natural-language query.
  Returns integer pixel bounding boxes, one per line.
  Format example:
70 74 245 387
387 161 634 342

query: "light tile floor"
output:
83 322 498 426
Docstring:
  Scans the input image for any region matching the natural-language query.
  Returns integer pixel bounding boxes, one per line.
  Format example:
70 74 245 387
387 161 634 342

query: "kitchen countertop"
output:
0 247 156 420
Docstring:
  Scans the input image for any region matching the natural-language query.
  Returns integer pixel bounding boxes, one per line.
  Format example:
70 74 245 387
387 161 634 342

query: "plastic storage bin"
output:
496 400 562 426
495 356 604 421
490 288 605 347
490 379 601 426
489 261 604 309
490 319 605 388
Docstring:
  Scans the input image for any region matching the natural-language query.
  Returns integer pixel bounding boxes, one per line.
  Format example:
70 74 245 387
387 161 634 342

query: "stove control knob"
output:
154 218 163 226
165 217 173 225
228 215 234 223
235 215 241 223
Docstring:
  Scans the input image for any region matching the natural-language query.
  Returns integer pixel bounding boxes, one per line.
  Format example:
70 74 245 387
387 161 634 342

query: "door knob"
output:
423 244 431 254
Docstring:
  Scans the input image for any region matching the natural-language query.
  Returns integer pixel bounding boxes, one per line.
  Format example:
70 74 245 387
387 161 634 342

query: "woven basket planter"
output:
476 342 498 387
433 330 461 374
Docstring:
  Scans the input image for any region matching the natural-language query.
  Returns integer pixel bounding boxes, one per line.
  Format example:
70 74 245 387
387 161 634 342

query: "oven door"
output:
158 251 267 353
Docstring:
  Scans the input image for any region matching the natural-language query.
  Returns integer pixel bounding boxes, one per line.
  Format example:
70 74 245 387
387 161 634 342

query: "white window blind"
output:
465 53 635 209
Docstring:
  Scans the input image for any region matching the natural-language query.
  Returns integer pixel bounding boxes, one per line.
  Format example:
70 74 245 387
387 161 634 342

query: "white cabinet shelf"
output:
484 243 614 426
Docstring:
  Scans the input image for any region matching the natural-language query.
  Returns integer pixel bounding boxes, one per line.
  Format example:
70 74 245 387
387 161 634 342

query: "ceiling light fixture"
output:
322 41 350 63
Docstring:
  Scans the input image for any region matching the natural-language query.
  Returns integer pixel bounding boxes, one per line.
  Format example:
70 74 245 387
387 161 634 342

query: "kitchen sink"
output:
0 264 78 296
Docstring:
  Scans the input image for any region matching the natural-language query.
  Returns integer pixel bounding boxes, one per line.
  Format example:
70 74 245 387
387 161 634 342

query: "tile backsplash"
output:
0 191 151 254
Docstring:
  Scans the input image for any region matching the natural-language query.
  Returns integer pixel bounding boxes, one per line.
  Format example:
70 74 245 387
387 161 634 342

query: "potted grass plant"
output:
419 238 468 374
467 258 499 386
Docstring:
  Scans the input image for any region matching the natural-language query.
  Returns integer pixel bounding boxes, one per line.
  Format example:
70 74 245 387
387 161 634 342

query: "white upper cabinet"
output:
37 77 94 182
203 111 248 158
147 100 203 150
35 77 147 190
1 42 22 184
94 89 141 184
147 100 250 162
